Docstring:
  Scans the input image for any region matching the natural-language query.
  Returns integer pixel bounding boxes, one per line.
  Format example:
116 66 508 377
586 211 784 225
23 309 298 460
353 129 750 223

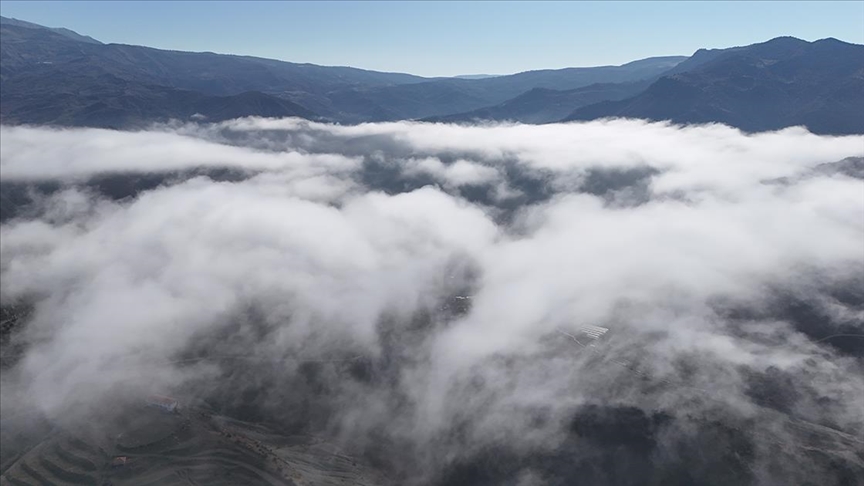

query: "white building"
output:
146 395 178 413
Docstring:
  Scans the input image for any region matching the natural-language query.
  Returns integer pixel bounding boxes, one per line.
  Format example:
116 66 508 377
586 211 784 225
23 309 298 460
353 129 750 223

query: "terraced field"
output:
0 406 389 486
211 416 389 486
2 434 104 486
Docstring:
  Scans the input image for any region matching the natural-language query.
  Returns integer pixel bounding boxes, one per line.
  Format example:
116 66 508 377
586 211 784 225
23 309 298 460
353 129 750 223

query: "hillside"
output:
0 17 686 125
0 402 391 486
0 15 102 44
0 67 319 129
0 18 422 125
564 37 864 134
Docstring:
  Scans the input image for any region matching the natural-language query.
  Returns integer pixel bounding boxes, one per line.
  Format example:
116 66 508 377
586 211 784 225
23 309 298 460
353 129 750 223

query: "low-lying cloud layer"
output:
1 119 863 485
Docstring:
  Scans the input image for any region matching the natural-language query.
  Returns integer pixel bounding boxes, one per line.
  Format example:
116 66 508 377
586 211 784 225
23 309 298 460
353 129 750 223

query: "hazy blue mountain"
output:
4 17 860 134
0 69 318 129
0 20 425 92
417 57 691 125
0 17 424 125
331 56 687 121
423 81 653 124
564 37 864 135
0 22 319 128
460 56 686 100
324 79 497 122
0 17 689 126
454 74 502 80
0 16 102 44
660 36 821 77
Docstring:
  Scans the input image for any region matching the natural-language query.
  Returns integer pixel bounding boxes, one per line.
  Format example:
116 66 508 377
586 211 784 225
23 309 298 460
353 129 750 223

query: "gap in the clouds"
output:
0 167 255 224
761 156 864 186
0 160 670 234
710 272 864 359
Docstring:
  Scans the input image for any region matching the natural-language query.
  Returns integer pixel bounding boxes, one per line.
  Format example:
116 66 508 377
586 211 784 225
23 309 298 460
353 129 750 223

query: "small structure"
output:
559 325 611 349
111 456 129 468
146 395 178 413
578 325 609 340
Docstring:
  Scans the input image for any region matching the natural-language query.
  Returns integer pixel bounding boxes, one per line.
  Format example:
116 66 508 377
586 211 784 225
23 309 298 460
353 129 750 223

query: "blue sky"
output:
2 1 862 77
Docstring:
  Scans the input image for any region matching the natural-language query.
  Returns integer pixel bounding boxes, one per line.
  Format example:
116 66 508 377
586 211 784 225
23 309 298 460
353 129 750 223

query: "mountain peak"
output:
756 36 809 48
814 37 854 46
565 35 864 135
763 35 807 43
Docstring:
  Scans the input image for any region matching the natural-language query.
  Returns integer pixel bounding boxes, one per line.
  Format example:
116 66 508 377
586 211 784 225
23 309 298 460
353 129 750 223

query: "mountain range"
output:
565 37 864 135
1 16 862 134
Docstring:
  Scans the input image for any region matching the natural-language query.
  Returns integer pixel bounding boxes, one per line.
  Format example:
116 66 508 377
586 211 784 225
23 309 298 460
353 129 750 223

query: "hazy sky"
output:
1 1 862 77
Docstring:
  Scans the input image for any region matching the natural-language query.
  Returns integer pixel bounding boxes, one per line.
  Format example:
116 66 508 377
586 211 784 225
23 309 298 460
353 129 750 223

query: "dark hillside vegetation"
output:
565 37 864 135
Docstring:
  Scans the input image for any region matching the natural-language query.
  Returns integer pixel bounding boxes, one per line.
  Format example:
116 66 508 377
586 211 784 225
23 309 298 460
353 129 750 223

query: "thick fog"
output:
1 119 863 485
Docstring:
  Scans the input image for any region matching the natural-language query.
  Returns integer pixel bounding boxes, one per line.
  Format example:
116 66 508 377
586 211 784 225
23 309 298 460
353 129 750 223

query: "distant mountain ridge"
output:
423 81 654 124
324 56 686 122
0 16 102 45
1 16 862 134
564 36 864 135
454 74 501 80
0 16 686 126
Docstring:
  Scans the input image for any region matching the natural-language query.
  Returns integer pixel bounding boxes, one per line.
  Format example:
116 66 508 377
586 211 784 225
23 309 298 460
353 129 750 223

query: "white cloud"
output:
1 118 862 483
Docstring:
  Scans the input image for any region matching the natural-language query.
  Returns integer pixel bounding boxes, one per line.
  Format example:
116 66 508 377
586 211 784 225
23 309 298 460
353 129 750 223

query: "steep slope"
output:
0 15 102 44
0 21 319 128
564 37 864 135
0 66 318 128
0 406 391 486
